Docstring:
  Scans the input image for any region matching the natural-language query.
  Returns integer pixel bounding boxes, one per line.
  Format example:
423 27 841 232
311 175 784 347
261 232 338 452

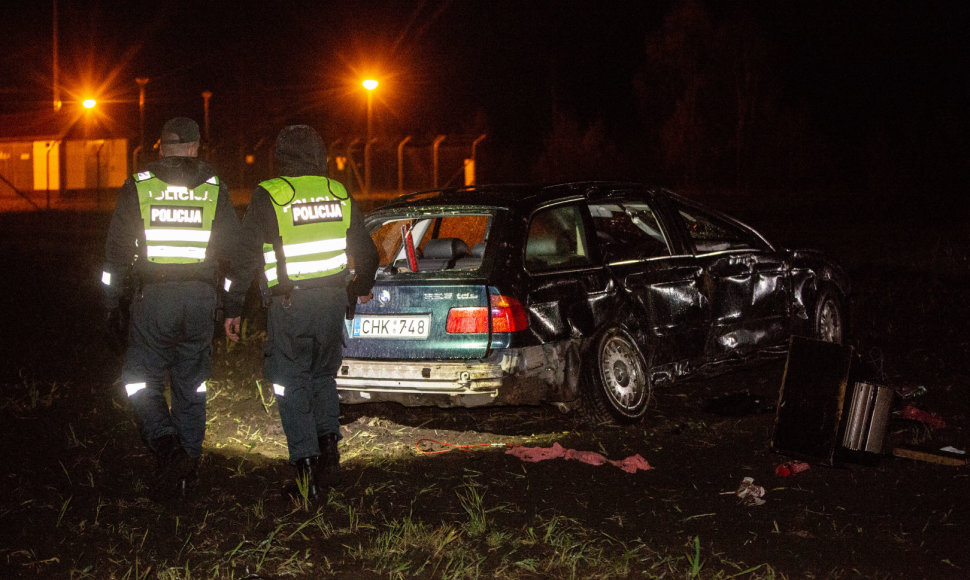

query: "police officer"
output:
223 125 378 500
101 117 241 499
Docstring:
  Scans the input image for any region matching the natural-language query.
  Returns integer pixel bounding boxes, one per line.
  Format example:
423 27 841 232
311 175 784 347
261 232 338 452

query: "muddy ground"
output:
0 190 968 578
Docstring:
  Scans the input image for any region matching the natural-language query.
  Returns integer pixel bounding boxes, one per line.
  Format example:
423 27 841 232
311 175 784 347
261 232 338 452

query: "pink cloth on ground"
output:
506 442 652 473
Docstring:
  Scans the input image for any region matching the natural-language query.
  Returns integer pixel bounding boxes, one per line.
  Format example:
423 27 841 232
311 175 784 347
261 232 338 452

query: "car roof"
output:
373 181 665 213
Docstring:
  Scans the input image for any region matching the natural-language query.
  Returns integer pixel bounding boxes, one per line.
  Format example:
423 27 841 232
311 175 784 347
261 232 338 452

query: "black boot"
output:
150 434 194 500
285 457 320 501
318 433 340 487
177 458 200 499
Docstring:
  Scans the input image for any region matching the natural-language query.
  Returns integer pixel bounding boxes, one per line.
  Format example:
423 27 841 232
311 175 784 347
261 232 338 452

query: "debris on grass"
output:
774 461 811 477
899 385 927 399
892 446 970 466
505 442 652 473
727 477 766 506
899 404 947 429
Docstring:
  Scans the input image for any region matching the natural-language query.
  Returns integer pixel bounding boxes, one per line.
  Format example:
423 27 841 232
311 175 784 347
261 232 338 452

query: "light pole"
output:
362 79 378 195
136 77 149 153
202 90 212 143
52 0 61 111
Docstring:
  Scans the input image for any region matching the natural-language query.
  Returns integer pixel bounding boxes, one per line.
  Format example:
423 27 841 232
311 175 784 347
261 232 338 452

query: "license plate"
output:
352 315 431 339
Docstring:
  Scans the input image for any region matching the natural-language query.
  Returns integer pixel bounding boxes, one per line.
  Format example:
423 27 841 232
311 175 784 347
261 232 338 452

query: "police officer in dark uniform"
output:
101 117 241 499
223 125 378 500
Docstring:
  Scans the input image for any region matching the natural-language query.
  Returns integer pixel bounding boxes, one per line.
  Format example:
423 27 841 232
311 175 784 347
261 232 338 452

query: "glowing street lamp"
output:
362 79 378 195
82 98 97 109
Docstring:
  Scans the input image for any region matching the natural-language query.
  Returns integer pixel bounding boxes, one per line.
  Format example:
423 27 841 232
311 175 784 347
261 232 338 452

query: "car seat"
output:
454 242 486 270
417 238 469 270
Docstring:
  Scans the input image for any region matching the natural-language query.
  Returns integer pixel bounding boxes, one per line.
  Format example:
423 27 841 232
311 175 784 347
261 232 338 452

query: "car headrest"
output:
422 238 470 260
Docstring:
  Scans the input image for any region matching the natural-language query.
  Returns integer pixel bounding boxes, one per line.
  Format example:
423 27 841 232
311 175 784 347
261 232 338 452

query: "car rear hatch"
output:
343 207 523 361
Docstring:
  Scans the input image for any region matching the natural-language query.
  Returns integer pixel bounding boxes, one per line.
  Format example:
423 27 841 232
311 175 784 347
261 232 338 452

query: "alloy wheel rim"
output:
818 299 843 343
600 334 648 412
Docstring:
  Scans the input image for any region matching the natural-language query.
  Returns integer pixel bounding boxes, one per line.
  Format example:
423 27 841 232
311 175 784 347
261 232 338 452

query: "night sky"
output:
2 1 968 195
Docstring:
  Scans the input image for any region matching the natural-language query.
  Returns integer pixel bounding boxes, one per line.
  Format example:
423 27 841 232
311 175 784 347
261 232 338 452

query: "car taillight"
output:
490 294 528 333
446 307 489 333
446 295 529 334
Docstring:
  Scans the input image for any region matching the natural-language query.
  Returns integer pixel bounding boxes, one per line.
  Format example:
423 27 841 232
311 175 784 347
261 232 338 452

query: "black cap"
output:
160 117 201 144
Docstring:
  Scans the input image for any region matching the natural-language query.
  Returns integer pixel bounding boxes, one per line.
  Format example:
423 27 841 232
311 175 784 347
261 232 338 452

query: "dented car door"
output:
586 192 708 378
671 199 791 360
523 201 611 343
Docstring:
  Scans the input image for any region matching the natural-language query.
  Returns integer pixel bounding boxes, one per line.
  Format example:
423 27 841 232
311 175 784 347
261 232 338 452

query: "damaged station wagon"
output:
337 182 849 424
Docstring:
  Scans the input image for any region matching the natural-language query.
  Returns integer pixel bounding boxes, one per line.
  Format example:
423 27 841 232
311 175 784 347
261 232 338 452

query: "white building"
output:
0 109 128 210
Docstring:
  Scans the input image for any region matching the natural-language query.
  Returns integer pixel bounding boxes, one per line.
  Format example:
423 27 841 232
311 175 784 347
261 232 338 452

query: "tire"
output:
581 327 652 425
813 286 845 344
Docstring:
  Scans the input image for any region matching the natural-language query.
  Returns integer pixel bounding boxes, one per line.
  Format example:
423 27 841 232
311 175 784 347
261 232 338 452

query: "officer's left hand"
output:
224 316 241 343
358 291 373 304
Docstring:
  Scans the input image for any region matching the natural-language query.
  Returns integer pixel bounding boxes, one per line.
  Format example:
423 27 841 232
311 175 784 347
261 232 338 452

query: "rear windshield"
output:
369 212 492 272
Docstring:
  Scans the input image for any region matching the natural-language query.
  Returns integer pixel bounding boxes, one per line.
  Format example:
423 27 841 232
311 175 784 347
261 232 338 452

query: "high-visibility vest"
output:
135 171 220 264
260 176 352 287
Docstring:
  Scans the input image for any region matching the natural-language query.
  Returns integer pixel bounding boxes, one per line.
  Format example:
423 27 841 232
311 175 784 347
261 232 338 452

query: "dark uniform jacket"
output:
224 136 378 320
102 156 241 310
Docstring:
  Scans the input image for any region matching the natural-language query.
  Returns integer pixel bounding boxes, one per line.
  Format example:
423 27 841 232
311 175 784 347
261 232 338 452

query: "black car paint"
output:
337 182 849 412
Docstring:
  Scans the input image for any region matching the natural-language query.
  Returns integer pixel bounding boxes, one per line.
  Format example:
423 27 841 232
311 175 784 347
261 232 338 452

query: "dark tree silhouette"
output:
643 0 715 189
532 108 619 182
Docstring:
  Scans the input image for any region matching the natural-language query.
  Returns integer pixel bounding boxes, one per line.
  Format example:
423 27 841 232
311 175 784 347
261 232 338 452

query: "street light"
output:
82 99 97 109
362 79 378 195
136 78 149 153
202 90 212 147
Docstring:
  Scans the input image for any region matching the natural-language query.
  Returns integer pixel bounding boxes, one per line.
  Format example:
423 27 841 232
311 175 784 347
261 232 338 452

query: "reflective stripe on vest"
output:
259 176 352 287
126 382 147 397
135 172 219 264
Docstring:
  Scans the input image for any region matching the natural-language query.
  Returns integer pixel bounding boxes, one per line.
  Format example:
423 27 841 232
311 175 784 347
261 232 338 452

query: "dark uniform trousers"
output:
122 280 216 458
265 285 347 463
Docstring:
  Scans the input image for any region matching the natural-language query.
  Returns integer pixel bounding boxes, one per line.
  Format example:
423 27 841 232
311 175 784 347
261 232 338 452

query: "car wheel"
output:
813 286 844 344
582 327 652 425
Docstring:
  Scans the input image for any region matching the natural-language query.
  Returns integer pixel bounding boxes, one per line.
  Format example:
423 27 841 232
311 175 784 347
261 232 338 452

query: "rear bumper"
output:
335 344 576 408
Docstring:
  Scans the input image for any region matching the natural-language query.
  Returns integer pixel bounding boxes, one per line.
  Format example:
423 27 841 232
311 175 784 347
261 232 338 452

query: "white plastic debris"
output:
734 476 766 506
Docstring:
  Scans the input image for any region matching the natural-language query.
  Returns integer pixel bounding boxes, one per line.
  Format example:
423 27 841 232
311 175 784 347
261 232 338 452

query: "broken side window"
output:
588 201 671 262
675 203 765 254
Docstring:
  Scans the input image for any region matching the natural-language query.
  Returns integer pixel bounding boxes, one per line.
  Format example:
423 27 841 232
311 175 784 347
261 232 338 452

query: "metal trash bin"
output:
841 381 894 454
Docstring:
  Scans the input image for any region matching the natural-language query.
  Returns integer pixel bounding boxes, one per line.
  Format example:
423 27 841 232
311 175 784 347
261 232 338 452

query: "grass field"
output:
1 190 968 578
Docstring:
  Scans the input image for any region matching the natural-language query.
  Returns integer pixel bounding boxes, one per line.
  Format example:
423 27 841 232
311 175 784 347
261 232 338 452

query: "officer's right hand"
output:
224 317 241 343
